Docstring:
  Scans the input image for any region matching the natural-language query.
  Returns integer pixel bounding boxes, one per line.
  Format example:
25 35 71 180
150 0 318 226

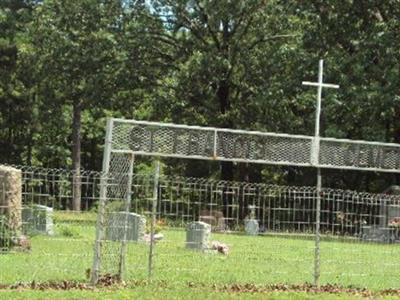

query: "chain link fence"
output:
125 172 400 288
0 164 400 289
111 118 400 173
0 165 101 284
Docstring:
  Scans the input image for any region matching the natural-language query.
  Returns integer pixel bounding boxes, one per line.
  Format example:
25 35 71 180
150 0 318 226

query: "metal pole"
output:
315 59 324 138
91 118 113 285
303 59 339 286
313 59 324 287
314 167 322 286
117 152 135 280
148 160 160 280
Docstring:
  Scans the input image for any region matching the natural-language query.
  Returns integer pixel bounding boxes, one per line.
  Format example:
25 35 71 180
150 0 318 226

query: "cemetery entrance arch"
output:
91 118 400 285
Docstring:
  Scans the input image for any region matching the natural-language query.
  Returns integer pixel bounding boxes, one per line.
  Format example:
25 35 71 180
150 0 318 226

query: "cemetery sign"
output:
109 119 400 173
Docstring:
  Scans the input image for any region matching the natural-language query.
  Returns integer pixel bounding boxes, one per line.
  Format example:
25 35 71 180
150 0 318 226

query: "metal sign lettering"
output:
110 119 400 173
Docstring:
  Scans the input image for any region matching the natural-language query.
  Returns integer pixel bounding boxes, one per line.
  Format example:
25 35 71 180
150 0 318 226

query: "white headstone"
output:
105 212 146 242
22 204 54 235
245 219 259 236
186 221 211 250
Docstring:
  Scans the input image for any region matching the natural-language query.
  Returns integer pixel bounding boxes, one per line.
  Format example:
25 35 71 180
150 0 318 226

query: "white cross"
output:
302 59 339 139
302 59 339 286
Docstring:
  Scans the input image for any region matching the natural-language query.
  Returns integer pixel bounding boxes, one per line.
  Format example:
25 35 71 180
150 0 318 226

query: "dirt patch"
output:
217 283 374 298
1 274 125 291
190 282 400 298
1 279 400 298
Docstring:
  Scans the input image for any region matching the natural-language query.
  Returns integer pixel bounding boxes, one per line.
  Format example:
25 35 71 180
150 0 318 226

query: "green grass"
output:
1 214 400 294
53 211 97 224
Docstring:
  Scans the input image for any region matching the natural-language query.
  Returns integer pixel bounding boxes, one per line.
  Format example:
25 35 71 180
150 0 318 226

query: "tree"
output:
32 0 126 210
0 0 38 165
292 1 400 190
146 0 306 181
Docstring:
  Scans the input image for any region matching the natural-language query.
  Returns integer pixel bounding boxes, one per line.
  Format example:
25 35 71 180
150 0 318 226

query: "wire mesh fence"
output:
98 166 400 289
0 164 400 289
0 165 100 284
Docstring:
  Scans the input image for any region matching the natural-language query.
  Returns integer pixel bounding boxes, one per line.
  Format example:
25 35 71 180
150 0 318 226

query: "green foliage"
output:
0 0 399 191
145 218 166 234
53 212 97 224
105 200 125 213
57 225 81 238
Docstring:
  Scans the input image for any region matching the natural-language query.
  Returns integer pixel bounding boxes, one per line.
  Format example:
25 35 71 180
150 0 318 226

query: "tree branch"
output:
247 34 298 51
194 1 221 50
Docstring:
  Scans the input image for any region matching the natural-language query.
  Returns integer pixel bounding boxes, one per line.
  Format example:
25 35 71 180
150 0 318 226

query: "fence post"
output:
148 161 160 280
314 168 321 286
117 152 135 280
90 118 113 285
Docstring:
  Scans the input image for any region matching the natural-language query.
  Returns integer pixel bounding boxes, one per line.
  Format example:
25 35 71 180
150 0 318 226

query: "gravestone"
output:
245 219 259 236
199 210 226 232
105 212 146 242
379 186 400 227
387 205 400 226
0 166 22 241
186 221 211 250
245 205 259 236
215 216 226 232
362 186 400 243
361 225 394 243
22 205 54 235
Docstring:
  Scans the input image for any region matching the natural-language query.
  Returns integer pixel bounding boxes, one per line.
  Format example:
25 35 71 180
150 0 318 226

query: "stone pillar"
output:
0 165 22 238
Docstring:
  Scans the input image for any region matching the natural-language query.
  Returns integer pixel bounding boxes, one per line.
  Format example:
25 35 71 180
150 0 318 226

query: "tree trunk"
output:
217 79 236 226
217 79 234 181
72 99 82 211
393 106 400 185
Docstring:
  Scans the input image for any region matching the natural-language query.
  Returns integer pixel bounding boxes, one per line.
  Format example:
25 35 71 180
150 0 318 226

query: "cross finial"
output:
302 59 339 138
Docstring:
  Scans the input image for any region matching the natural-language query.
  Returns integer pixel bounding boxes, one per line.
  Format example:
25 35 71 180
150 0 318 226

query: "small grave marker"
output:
22 205 54 235
105 212 146 242
199 210 226 232
186 221 211 250
245 205 259 236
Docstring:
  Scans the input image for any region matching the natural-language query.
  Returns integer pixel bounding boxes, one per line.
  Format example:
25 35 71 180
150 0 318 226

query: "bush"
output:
146 218 166 234
57 225 81 238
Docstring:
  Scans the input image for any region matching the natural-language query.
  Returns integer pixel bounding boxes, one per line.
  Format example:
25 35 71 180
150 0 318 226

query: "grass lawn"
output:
1 213 400 298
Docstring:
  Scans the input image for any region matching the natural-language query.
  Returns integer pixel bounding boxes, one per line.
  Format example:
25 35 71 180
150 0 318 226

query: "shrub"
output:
146 218 166 234
57 225 81 238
